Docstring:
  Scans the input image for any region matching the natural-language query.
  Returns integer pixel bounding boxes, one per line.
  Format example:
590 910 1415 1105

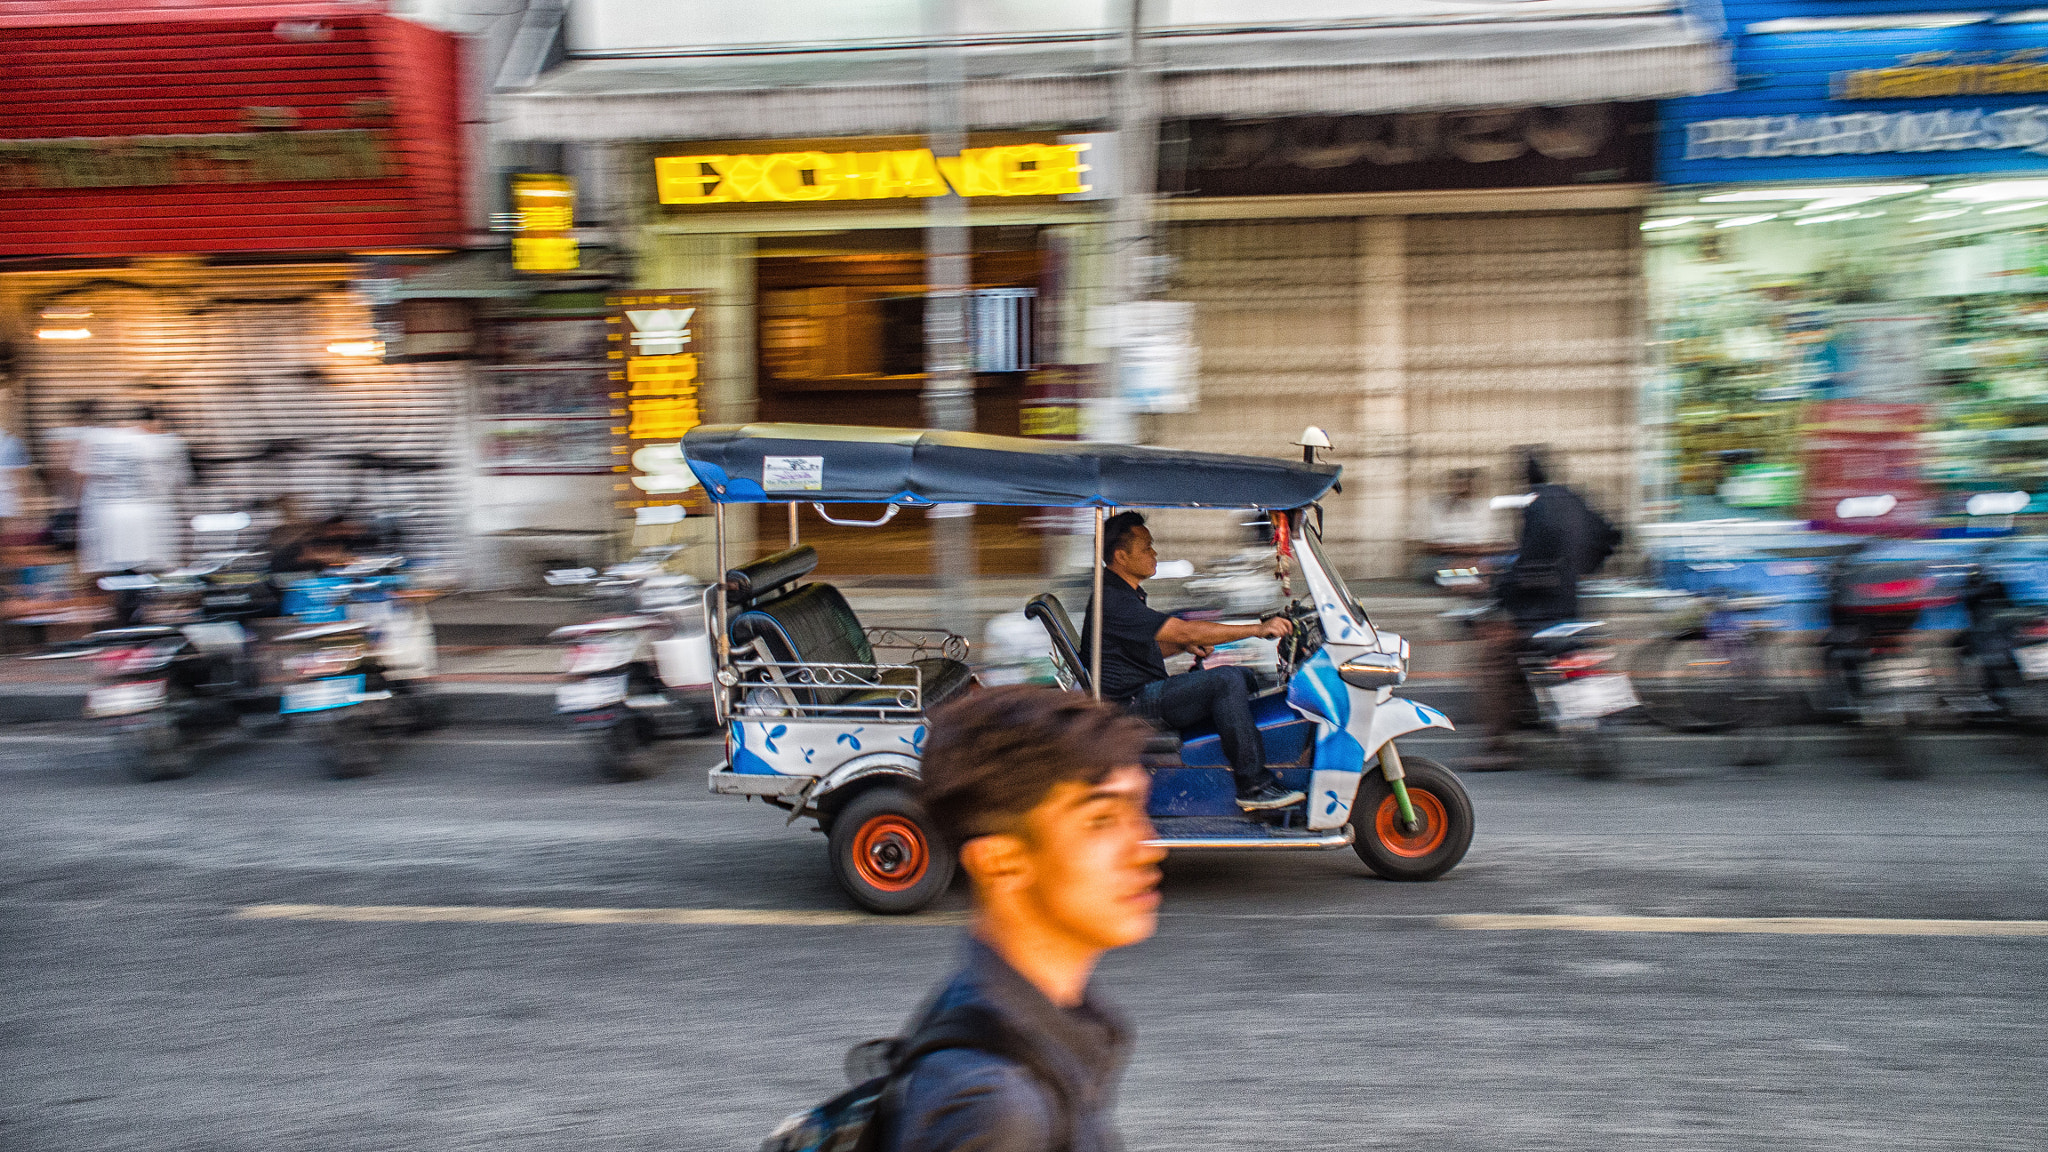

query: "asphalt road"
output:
4 724 2046 1151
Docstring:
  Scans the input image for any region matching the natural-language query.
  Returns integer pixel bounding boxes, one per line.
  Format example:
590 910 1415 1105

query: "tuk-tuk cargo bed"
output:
708 768 813 797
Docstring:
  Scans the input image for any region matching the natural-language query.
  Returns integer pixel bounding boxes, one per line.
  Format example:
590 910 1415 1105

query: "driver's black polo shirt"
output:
1080 572 1170 703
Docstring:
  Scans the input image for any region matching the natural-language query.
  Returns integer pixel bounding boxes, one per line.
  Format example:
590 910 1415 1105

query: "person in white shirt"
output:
1411 468 1511 584
72 405 191 574
41 398 102 551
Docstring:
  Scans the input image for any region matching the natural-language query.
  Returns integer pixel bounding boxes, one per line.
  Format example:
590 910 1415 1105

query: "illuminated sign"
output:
606 290 708 512
1834 51 2048 100
654 143 1089 205
510 172 578 272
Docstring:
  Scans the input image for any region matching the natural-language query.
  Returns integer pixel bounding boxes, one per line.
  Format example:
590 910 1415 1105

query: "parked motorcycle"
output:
548 550 716 782
64 514 445 781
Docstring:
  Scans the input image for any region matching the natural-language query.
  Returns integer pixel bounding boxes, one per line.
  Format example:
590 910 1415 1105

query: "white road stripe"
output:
234 903 967 927
1440 914 2048 937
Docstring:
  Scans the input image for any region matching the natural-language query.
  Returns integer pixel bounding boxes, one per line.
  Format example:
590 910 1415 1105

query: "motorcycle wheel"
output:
1566 726 1622 781
114 708 197 783
1630 633 1743 732
1350 754 1474 882
316 710 386 780
393 683 449 735
827 785 955 914
589 716 667 783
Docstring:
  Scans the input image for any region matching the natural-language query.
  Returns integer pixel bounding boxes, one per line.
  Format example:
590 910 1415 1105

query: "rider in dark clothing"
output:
1081 511 1302 811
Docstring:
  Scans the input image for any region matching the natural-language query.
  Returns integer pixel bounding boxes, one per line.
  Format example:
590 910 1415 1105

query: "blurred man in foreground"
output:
887 686 1165 1152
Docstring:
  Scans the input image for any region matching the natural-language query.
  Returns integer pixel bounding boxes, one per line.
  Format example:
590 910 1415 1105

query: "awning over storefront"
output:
499 4 1729 142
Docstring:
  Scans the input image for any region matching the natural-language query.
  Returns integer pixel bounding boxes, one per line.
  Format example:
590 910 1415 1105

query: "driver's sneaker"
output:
1236 782 1306 811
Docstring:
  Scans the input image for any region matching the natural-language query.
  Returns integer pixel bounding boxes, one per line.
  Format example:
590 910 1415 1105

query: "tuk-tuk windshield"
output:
1298 511 1377 645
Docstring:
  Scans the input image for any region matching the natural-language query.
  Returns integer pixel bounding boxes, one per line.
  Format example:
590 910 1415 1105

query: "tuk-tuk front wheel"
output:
1350 753 1473 882
827 785 954 915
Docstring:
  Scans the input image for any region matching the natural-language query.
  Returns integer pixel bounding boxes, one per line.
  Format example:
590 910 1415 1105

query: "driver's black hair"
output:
1101 510 1147 565
1515 444 1551 488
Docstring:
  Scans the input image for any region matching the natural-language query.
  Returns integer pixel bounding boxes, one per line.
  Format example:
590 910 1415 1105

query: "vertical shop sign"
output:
512 173 578 272
1802 401 1932 533
606 291 708 512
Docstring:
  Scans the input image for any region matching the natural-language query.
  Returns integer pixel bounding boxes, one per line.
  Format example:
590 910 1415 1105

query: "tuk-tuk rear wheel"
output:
827 785 955 915
1350 753 1473 882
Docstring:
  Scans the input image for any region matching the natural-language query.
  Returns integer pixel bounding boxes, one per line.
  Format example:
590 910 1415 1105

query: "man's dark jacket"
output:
885 939 1131 1152
1501 482 1621 628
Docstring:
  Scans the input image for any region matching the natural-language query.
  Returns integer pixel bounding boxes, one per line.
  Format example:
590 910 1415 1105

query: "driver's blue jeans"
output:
1128 666 1271 796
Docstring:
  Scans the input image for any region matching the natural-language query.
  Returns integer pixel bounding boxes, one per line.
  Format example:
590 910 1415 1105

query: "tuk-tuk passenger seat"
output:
728 551 971 709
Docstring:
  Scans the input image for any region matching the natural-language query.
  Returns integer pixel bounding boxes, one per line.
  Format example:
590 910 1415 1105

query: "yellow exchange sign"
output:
654 143 1089 205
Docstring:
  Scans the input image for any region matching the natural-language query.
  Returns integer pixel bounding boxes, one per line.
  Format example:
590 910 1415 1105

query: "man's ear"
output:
958 833 1031 892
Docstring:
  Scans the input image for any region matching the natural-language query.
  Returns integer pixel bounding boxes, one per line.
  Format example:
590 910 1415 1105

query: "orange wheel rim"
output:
1374 790 1450 858
851 815 930 892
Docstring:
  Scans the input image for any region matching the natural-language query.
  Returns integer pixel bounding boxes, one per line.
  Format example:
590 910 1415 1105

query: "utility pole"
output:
923 0 975 635
1104 0 1159 444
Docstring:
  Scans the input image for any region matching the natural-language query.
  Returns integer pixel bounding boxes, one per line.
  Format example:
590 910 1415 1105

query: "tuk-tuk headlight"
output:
1338 651 1406 690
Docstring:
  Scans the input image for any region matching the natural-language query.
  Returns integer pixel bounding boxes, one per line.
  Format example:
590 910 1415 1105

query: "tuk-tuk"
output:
686 423 1474 913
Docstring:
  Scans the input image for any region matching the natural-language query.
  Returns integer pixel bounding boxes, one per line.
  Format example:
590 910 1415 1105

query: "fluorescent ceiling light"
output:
1715 213 1778 229
35 328 91 340
1992 8 2048 22
1795 211 1862 226
1911 208 1970 222
1748 14 1990 33
326 339 385 357
1641 216 1694 231
1699 185 1927 203
1932 180 2048 201
1983 200 2048 215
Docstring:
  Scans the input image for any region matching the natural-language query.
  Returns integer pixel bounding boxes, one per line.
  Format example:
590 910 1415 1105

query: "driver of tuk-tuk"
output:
1081 511 1304 812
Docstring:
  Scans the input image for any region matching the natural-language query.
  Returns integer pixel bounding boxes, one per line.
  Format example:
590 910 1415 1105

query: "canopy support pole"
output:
787 503 798 550
1091 506 1105 700
713 503 729 670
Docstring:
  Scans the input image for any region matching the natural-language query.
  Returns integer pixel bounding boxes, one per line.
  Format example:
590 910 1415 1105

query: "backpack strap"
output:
891 1003 1076 1152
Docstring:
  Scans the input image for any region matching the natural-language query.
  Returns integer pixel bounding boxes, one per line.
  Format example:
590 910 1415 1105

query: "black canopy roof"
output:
681 423 1340 509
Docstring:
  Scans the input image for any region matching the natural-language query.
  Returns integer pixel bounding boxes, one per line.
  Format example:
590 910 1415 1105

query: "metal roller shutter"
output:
15 265 469 572
1404 210 1642 533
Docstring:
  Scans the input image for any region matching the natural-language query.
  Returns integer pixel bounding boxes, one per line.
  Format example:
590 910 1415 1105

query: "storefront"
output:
620 132 1109 575
502 1 1730 575
0 5 471 573
1648 1 2048 532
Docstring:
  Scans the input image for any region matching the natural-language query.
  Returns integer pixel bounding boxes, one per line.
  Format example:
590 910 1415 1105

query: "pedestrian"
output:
0 410 36 547
1410 467 1510 584
764 686 1162 1152
893 686 1161 1151
73 404 192 575
40 398 102 551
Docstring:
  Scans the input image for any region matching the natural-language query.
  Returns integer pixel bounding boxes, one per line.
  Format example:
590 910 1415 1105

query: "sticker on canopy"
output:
763 456 823 492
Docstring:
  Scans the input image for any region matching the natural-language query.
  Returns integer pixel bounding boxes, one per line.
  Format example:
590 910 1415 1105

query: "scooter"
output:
548 506 716 781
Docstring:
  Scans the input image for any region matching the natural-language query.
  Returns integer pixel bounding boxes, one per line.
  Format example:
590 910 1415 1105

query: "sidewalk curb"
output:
0 681 567 728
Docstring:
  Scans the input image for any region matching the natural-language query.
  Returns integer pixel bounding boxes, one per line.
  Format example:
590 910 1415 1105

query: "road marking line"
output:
1440 914 2048 937
233 903 967 927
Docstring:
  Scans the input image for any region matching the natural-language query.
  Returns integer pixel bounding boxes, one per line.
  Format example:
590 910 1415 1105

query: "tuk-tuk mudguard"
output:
728 717 927 779
1287 646 1453 830
815 751 922 802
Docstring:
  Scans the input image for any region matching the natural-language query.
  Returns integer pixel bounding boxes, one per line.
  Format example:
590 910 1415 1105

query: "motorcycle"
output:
548 506 716 782
63 514 445 781
1437 573 1640 780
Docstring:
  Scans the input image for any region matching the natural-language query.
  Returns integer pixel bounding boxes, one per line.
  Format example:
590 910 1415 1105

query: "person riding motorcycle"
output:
1471 446 1623 769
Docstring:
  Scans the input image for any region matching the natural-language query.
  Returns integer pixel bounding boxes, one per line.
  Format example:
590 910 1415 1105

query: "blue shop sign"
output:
1662 0 2048 183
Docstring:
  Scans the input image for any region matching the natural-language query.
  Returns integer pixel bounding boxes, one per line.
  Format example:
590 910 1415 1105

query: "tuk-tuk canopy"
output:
681 423 1341 509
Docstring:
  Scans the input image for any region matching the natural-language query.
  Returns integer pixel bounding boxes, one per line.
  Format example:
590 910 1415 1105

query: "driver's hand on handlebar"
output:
1257 615 1295 640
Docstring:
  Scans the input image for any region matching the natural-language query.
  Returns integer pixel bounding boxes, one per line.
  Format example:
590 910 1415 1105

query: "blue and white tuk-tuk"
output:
685 423 1473 913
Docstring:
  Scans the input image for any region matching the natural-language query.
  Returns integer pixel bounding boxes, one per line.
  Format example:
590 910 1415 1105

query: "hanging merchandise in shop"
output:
1162 104 1654 196
19 273 467 567
1645 1 2048 528
607 290 708 511
0 9 463 256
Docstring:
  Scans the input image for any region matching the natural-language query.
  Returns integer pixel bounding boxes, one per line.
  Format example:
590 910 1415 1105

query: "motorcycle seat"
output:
276 621 372 644
87 626 181 643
